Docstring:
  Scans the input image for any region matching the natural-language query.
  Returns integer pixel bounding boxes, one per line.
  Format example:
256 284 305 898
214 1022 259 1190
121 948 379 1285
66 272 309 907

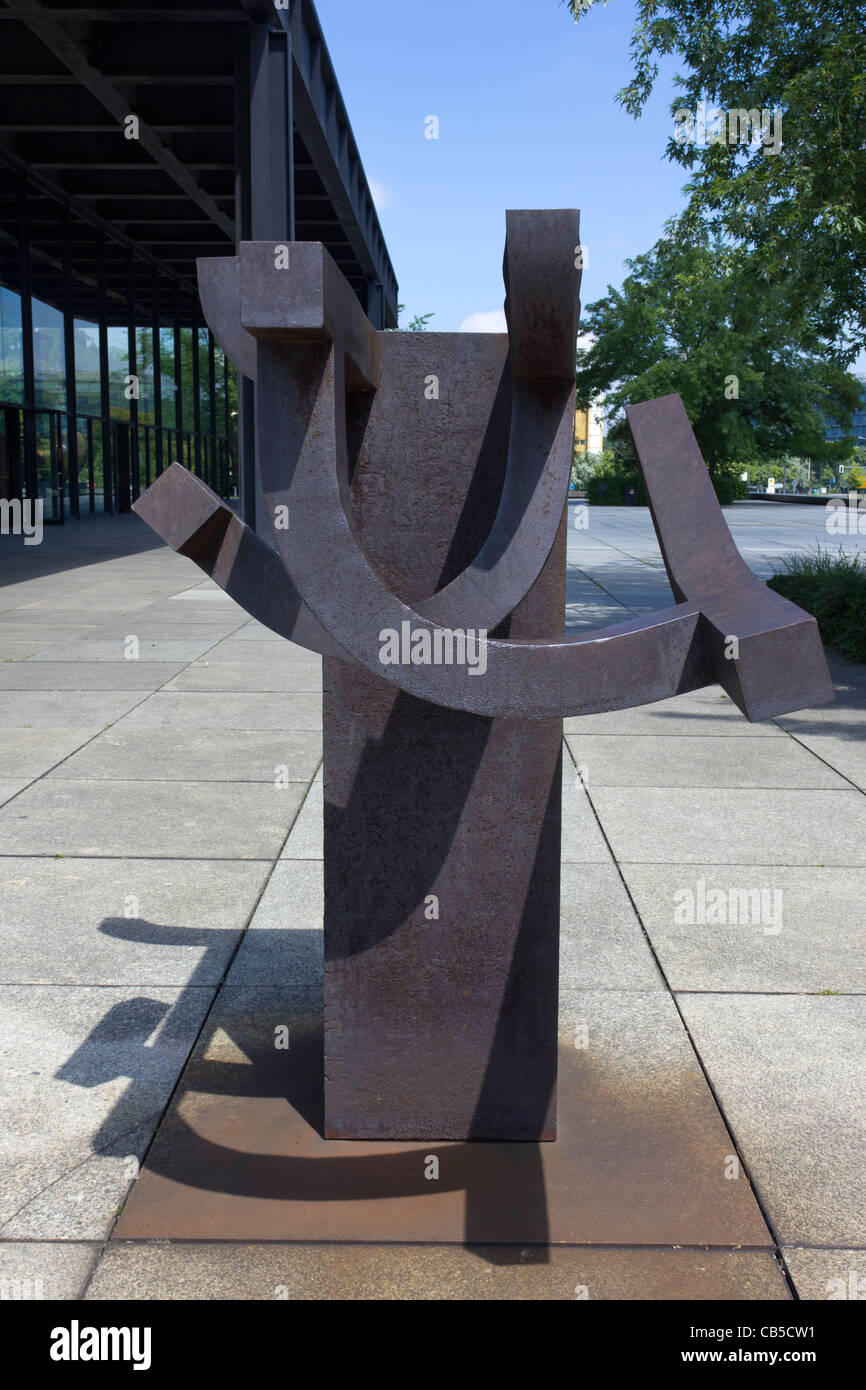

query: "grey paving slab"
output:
785 731 866 792
115 605 245 632
678 994 866 1246
0 661 185 691
783 1248 866 1301
0 625 96 647
15 599 152 618
187 638 320 666
87 1242 788 1301
111 691 322 732
30 637 220 663
230 621 289 641
590 787 866 866
0 778 305 859
0 727 94 778
279 773 323 859
0 641 55 661
0 982 214 1239
560 862 663 990
0 1241 99 1300
95 622 246 642
0 690 150 731
136 602 247 627
0 857 271 986
0 778 29 808
47 726 322 784
164 661 323 693
622 865 866 994
561 773 612 862
565 734 847 789
775 660 866 789
227 860 324 986
564 689 785 737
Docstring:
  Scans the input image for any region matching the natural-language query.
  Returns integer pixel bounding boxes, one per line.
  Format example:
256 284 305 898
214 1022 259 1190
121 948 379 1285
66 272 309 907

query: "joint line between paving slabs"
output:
0 614 251 814
774 723 866 799
76 754 323 1301
561 736 800 1300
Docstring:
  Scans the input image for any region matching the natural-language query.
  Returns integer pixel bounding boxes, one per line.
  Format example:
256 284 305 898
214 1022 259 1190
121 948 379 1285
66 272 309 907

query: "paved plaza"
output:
0 502 863 1300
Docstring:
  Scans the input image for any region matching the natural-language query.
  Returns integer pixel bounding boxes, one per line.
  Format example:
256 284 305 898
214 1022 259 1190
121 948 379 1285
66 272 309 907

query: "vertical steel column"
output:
173 283 184 462
249 26 295 242
207 329 217 492
61 201 79 519
235 28 255 529
97 228 112 514
237 20 295 533
223 352 231 498
366 279 385 331
126 249 139 505
18 170 37 504
192 313 202 479
151 271 163 476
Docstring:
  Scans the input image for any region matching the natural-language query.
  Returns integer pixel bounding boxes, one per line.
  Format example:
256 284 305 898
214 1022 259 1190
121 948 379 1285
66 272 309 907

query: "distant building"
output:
0 1 397 527
574 395 604 453
824 376 866 445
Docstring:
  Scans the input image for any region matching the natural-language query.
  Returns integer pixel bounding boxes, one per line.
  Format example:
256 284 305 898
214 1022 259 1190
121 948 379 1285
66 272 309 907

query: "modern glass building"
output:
825 377 866 448
0 0 397 527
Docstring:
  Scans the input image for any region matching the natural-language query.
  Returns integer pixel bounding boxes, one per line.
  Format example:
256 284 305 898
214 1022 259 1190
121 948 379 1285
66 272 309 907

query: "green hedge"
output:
586 461 745 505
767 548 866 663
586 469 646 505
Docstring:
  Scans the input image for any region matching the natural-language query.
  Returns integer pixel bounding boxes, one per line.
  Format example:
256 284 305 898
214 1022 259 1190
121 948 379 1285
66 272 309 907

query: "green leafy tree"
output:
567 0 866 346
575 231 862 475
394 305 435 331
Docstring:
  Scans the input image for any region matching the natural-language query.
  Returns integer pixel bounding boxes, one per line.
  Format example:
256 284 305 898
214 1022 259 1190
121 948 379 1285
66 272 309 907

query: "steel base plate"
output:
115 996 771 1248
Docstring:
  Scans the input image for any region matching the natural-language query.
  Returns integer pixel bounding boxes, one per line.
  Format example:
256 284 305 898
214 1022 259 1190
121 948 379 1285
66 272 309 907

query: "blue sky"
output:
315 0 689 330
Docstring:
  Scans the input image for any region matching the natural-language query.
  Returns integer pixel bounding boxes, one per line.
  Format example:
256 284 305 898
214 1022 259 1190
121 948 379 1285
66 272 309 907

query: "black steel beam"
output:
0 9 249 20
276 0 398 324
2 0 235 236
0 74 235 86
0 148 199 295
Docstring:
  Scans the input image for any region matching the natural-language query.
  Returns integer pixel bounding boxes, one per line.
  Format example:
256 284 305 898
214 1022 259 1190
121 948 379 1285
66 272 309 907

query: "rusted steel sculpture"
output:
133 211 833 1143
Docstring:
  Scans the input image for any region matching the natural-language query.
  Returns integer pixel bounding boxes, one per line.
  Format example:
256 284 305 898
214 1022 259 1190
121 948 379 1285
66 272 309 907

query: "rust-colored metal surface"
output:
114 996 772 1248
322 327 565 1139
131 208 833 1144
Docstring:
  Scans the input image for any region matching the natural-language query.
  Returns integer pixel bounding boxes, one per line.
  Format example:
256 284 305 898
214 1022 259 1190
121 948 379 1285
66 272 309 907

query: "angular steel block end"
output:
197 257 257 383
132 462 233 559
627 395 835 723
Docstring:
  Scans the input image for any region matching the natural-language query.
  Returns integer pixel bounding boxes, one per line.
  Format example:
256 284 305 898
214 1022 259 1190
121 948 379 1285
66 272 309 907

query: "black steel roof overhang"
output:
0 0 398 326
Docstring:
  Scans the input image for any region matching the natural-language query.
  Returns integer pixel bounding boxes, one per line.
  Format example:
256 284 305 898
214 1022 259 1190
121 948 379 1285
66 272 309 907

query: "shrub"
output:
767 546 866 663
584 451 646 505
712 462 749 504
582 451 746 505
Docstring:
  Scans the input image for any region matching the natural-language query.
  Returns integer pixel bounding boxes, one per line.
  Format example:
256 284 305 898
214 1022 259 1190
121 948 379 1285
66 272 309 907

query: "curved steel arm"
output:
135 215 834 725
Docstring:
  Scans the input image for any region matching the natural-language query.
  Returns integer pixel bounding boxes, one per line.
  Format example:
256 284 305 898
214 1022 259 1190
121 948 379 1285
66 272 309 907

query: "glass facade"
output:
0 148 238 522
0 273 237 522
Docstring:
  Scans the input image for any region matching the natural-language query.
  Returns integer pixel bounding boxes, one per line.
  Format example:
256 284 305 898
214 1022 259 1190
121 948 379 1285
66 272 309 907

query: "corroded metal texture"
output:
114 1000 773 1250
132 208 833 1143
322 330 565 1139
